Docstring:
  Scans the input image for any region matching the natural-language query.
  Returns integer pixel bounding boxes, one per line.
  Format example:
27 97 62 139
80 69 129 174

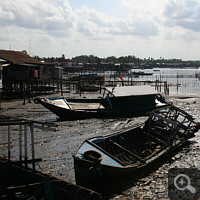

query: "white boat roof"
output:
105 85 159 97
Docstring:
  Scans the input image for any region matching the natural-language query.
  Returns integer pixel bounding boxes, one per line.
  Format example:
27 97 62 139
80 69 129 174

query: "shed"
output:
0 50 42 82
0 50 62 81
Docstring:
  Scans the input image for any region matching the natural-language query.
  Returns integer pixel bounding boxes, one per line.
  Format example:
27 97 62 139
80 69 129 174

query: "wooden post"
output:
28 81 31 103
60 80 63 96
19 125 22 164
30 123 35 171
100 81 102 93
0 89 1 109
176 73 179 93
8 125 11 161
23 85 26 105
148 114 151 142
24 125 28 169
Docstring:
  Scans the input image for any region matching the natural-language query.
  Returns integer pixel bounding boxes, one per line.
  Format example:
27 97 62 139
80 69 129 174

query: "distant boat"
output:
73 105 200 187
34 85 167 121
132 71 153 76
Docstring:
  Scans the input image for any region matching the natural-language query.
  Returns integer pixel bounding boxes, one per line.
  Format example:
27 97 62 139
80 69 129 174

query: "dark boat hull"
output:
74 139 185 188
35 98 162 120
73 105 199 190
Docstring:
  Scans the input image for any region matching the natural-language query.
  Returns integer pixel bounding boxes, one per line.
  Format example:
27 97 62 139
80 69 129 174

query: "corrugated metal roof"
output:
105 85 159 97
0 50 42 64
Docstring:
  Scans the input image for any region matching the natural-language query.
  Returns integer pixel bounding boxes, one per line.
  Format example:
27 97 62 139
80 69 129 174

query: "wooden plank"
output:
108 139 145 163
143 131 165 144
0 182 43 195
86 139 126 166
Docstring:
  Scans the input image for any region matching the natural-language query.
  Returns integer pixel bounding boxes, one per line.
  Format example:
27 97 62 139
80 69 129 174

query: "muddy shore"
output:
0 91 200 199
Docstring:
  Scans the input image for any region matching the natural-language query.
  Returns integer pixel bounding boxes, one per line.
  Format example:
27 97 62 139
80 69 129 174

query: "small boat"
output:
132 71 153 76
34 85 167 120
73 105 200 187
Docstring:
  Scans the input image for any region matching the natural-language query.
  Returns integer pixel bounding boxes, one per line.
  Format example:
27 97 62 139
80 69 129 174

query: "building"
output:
0 50 63 82
0 50 63 96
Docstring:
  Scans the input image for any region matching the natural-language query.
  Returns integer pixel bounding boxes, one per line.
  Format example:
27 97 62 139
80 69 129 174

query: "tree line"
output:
32 53 200 66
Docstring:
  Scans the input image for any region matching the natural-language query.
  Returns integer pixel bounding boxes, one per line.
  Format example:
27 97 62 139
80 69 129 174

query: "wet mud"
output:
0 92 200 199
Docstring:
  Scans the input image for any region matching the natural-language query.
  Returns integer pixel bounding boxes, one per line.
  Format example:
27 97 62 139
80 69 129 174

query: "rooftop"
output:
106 85 159 97
0 50 42 64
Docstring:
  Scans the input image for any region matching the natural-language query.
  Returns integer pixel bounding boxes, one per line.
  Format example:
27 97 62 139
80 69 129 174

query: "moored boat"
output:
34 85 167 120
73 105 200 188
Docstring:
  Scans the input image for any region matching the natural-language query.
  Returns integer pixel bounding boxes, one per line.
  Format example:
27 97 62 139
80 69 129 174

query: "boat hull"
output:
73 139 186 189
73 105 199 190
34 97 164 120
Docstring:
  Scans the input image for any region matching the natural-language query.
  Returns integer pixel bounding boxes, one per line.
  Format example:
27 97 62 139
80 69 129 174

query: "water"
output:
130 68 200 96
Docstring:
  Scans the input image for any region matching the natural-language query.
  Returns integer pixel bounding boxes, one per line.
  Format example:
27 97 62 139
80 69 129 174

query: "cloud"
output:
0 0 161 41
163 0 200 32
1 0 200 59
0 0 74 32
75 4 158 38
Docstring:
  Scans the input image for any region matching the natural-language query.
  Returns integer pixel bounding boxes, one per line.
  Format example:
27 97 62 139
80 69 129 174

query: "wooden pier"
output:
2 71 169 99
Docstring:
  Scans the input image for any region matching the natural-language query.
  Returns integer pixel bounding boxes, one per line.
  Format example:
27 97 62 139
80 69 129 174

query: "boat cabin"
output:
103 85 159 109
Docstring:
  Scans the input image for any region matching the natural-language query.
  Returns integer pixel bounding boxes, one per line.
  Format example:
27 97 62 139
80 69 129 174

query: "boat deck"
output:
68 102 105 110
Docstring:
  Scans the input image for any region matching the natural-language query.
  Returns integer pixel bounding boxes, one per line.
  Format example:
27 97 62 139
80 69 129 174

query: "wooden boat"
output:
34 85 167 120
0 157 102 200
73 105 200 187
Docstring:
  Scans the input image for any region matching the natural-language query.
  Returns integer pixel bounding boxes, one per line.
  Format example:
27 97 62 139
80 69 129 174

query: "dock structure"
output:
0 114 57 171
0 115 102 199
2 78 169 100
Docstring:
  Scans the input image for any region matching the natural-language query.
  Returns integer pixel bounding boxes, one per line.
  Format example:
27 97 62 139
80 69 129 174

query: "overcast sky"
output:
1 0 200 60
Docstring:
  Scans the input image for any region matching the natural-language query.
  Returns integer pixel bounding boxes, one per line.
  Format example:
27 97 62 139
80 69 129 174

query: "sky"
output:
1 0 200 60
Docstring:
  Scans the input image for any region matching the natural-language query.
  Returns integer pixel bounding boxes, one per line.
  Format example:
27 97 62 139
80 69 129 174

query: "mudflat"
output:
0 92 200 199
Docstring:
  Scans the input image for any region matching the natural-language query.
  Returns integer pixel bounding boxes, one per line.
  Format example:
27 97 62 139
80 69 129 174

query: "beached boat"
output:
73 105 200 187
34 85 167 120
0 157 102 200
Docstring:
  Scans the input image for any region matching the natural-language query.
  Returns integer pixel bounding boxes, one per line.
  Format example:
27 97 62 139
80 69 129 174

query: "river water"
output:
130 68 200 95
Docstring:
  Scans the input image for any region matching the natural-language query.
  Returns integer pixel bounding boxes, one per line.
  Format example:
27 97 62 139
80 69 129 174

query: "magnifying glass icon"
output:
174 174 196 194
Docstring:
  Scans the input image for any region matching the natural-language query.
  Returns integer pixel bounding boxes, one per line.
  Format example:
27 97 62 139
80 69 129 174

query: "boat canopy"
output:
105 85 159 97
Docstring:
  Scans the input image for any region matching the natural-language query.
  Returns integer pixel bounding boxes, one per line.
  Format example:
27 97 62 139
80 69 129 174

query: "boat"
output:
0 157 102 200
34 85 167 120
73 105 200 188
132 71 153 76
